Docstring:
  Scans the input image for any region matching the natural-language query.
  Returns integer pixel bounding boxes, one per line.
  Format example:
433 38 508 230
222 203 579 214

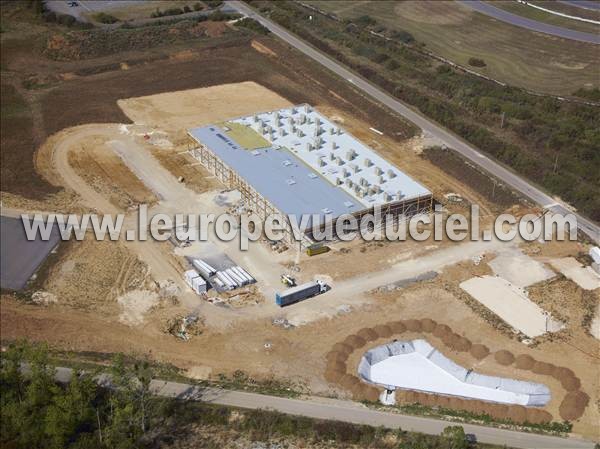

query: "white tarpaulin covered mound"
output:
358 339 550 406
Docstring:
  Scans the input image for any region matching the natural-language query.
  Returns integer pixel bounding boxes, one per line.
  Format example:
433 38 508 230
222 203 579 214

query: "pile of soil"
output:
506 405 528 423
433 324 451 338
470 344 490 359
552 367 581 392
405 319 422 332
494 350 515 366
515 354 535 370
420 318 437 332
344 334 366 349
332 342 352 356
373 324 393 338
532 361 555 375
357 327 378 341
559 391 590 421
389 321 406 334
326 351 347 363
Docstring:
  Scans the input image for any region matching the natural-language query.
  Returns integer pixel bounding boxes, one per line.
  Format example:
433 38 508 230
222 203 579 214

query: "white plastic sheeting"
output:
358 340 550 406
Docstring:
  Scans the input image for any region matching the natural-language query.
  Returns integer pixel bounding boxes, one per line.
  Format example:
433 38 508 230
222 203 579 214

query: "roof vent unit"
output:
297 129 303 138
291 124 296 133
286 179 297 186
304 104 310 113
318 158 326 167
352 163 359 174
313 127 320 137
329 152 335 161
396 191 405 200
315 117 320 126
335 177 343 185
384 192 392 202
387 169 396 178
330 141 336 150
358 189 366 198
377 175 384 184
329 127 335 135
346 149 355 161
345 179 353 188
252 115 258 123
360 177 369 187
274 111 280 120
374 166 383 175
342 168 349 178
258 119 264 127
308 173 318 179
337 128 342 135
278 128 284 137
288 117 294 125
364 158 372 167
290 107 296 115
336 157 344 166
267 125 272 133
300 114 306 124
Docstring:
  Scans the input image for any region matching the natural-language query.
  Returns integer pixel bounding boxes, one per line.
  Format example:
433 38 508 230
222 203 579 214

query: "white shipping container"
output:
229 267 248 285
590 247 600 265
232 267 250 284
185 269 200 286
216 272 234 290
237 267 255 284
225 269 244 286
191 276 207 294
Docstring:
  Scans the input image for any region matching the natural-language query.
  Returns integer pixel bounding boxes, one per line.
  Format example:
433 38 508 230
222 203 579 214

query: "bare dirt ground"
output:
68 134 157 210
118 81 292 143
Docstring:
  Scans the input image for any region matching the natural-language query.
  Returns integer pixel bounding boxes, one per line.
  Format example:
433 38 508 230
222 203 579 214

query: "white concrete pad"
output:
460 276 564 338
488 248 554 288
550 257 600 291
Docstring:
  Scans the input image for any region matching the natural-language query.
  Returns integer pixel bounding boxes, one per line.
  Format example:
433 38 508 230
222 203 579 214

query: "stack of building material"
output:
184 269 207 295
191 258 217 279
215 266 255 291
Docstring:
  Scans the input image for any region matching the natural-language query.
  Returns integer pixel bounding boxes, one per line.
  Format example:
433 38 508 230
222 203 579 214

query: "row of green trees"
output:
1 342 155 449
254 1 600 221
1 342 481 449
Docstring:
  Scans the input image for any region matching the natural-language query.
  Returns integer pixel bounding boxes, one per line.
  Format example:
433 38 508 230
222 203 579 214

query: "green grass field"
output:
223 122 270 149
488 0 598 34
306 0 599 96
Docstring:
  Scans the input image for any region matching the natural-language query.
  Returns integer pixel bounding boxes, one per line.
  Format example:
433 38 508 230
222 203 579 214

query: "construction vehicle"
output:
275 280 327 307
280 274 296 287
306 244 330 257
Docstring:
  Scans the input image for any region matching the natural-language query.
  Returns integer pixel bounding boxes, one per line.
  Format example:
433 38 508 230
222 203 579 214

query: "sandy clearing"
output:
550 257 600 291
460 276 564 338
117 82 292 136
117 289 160 326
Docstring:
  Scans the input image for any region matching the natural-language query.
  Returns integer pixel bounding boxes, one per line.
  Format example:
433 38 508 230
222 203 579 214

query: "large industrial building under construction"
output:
188 105 432 244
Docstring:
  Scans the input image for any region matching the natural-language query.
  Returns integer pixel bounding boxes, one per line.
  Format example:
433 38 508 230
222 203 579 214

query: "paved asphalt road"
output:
460 1 600 44
228 1 600 244
50 367 594 449
559 0 600 11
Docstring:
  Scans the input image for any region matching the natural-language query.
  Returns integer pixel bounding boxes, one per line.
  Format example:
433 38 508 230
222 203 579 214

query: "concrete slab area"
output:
460 276 564 338
0 215 60 290
488 248 554 288
550 257 600 291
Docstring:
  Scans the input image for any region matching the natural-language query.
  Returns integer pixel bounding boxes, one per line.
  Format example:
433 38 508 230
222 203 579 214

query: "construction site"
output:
1 7 599 447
